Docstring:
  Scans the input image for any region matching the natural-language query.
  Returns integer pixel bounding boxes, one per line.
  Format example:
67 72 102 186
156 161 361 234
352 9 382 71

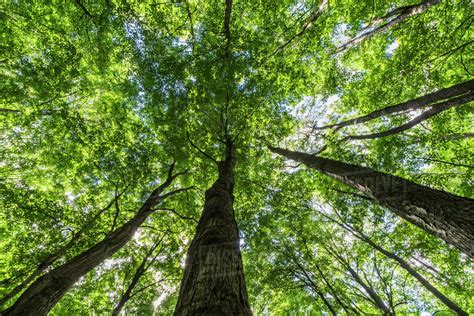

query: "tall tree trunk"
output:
174 141 251 315
3 165 187 316
269 147 474 258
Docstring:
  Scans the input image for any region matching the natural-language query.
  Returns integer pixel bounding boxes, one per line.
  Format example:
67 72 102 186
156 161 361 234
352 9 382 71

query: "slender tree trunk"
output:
345 265 390 314
336 0 440 53
337 221 468 315
112 238 163 316
316 290 337 315
269 147 474 257
174 141 251 315
111 259 145 316
315 79 474 130
3 166 186 316
325 248 390 314
314 264 359 314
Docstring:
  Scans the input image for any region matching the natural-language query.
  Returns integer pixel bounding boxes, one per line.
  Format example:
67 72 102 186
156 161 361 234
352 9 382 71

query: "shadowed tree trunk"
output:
174 140 251 315
269 147 474 258
3 164 189 316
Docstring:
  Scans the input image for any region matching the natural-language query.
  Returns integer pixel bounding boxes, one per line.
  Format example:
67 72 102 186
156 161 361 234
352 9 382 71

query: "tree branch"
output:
224 0 233 57
345 93 472 140
336 0 440 53
184 0 195 52
153 206 198 223
314 79 474 131
265 0 327 61
187 132 218 163
75 0 94 19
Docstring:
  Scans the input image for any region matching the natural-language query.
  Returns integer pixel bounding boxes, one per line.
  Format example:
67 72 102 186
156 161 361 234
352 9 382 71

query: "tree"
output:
174 139 252 314
1 0 473 315
269 146 474 257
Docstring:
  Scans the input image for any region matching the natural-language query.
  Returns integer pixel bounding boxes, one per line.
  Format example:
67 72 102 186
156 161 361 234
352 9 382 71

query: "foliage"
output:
0 0 472 314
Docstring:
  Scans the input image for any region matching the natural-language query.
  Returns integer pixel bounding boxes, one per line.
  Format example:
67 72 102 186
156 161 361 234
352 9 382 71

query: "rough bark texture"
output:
269 147 474 258
3 165 182 316
174 143 251 315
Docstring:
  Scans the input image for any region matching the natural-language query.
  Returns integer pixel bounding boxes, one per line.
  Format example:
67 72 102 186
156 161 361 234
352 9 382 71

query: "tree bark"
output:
174 141 251 315
269 147 474 258
336 0 440 53
3 165 186 316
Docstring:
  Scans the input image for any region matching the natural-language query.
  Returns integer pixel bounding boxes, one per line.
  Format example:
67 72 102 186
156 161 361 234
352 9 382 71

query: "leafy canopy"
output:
0 0 472 314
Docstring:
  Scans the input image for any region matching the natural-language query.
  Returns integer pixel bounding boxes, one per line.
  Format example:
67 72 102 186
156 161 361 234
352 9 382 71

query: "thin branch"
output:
224 0 233 57
428 40 473 64
75 0 94 19
153 206 198 223
110 188 121 232
413 157 474 169
187 132 218 163
264 0 327 61
336 0 440 53
159 186 194 200
0 108 21 114
331 188 373 201
184 0 195 52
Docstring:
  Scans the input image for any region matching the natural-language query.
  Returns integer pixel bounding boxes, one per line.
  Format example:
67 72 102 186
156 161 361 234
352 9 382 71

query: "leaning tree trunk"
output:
269 147 474 258
3 165 185 316
0 193 122 308
315 79 474 130
174 141 252 315
2 210 152 316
